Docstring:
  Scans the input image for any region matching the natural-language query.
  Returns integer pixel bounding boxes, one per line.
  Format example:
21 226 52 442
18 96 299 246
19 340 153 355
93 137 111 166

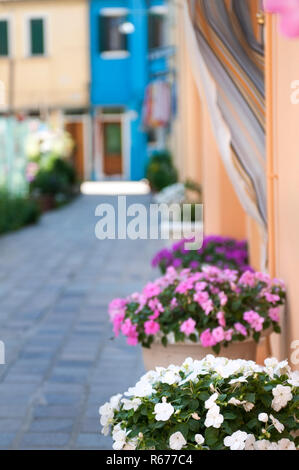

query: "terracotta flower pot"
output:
142 335 269 371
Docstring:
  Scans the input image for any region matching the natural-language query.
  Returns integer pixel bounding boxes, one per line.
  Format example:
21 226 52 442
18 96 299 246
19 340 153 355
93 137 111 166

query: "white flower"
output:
274 360 291 377
121 398 142 411
204 404 224 429
154 397 174 421
112 429 127 450
270 414 284 433
110 394 122 410
228 397 242 406
277 438 296 450
258 413 268 423
161 370 180 385
126 380 155 398
243 402 254 412
288 370 299 387
195 434 204 445
99 402 114 426
254 439 272 450
169 431 187 450
228 397 254 412
191 412 201 421
268 442 279 450
229 377 247 385
224 431 248 450
244 434 256 450
272 384 292 411
204 393 219 409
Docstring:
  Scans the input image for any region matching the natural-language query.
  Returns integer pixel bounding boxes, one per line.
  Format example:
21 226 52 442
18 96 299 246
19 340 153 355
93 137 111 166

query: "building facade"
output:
0 0 91 179
89 0 172 181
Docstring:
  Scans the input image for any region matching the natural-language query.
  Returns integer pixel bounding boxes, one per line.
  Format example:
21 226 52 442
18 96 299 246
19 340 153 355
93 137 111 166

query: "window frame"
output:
148 5 168 51
98 7 130 60
25 13 48 58
0 15 12 58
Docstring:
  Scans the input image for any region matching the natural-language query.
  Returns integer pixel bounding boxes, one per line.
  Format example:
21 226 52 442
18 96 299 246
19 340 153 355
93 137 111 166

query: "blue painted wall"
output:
90 0 168 181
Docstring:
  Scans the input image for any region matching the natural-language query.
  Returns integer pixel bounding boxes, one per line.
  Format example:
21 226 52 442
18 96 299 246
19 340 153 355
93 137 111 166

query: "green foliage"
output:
0 190 40 234
101 358 299 450
146 151 178 192
29 154 76 196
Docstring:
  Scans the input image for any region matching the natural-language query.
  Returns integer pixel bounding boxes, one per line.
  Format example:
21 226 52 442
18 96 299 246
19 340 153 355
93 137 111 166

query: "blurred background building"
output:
0 0 175 182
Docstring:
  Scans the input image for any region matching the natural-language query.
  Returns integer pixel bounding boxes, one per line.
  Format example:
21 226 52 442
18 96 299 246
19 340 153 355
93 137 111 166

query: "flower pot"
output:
142 337 267 370
38 194 56 212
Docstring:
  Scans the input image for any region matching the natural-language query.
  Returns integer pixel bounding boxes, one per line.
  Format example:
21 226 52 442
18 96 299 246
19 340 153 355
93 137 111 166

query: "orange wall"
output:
268 17 299 368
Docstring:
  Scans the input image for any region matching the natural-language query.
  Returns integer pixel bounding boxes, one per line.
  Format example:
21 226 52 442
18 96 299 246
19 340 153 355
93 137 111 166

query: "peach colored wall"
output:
170 1 202 185
0 0 89 111
268 17 299 368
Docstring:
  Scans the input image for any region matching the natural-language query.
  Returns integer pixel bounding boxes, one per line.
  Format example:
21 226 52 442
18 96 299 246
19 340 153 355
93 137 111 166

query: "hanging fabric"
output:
186 0 266 228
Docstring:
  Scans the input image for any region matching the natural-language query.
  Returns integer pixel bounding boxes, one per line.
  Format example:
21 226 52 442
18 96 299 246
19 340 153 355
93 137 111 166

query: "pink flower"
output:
193 291 209 305
264 0 299 38
113 313 125 337
175 279 194 294
239 271 256 287
218 291 228 306
243 311 265 332
224 328 234 342
170 298 178 309
194 282 207 292
202 299 214 315
144 320 160 336
269 307 280 322
212 326 225 344
200 329 217 348
216 311 226 327
127 334 138 346
121 318 135 336
264 292 280 303
143 282 161 299
180 318 196 336
234 322 248 337
108 298 127 320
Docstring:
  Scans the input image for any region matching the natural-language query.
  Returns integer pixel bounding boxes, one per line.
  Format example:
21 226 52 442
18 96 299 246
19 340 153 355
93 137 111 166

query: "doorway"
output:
102 121 123 176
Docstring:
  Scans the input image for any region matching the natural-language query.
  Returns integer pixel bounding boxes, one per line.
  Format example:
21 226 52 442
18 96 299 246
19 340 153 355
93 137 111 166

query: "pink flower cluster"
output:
108 265 285 351
264 0 299 38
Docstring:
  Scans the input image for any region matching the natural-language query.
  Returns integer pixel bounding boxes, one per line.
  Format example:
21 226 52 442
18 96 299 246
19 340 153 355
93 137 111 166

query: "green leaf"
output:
223 411 237 420
273 324 281 334
245 392 256 403
161 336 168 347
205 427 219 446
189 333 197 343
189 399 199 411
189 419 200 432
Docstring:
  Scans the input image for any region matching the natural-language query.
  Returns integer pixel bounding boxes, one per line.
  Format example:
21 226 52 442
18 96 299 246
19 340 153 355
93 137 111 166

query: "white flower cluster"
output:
224 431 296 451
99 356 298 450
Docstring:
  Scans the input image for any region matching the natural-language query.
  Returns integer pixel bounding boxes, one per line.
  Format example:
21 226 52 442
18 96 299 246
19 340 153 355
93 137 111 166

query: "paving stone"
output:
0 194 164 449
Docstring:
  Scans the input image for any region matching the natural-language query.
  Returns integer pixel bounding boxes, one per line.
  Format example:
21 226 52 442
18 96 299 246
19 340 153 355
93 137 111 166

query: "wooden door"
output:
103 122 123 175
65 121 84 180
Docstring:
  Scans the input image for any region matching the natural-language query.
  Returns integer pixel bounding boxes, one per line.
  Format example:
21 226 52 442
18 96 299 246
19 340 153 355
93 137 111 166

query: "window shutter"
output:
0 20 8 56
30 18 44 55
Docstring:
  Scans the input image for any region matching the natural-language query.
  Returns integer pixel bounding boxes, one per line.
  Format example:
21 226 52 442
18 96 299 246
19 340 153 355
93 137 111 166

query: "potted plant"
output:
99 356 299 450
108 266 285 369
152 236 252 274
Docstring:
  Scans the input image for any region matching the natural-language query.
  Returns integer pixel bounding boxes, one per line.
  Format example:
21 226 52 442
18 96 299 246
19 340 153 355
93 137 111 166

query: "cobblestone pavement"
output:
0 194 164 449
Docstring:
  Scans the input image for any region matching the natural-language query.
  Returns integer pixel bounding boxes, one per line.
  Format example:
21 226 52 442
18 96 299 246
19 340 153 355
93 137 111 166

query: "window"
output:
148 7 167 50
29 17 45 56
0 19 9 57
99 9 128 56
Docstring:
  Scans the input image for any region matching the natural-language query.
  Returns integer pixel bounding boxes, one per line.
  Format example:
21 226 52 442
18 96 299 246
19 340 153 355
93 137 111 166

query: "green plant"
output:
146 151 178 192
29 154 76 196
0 191 40 234
100 356 299 450
109 267 285 353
